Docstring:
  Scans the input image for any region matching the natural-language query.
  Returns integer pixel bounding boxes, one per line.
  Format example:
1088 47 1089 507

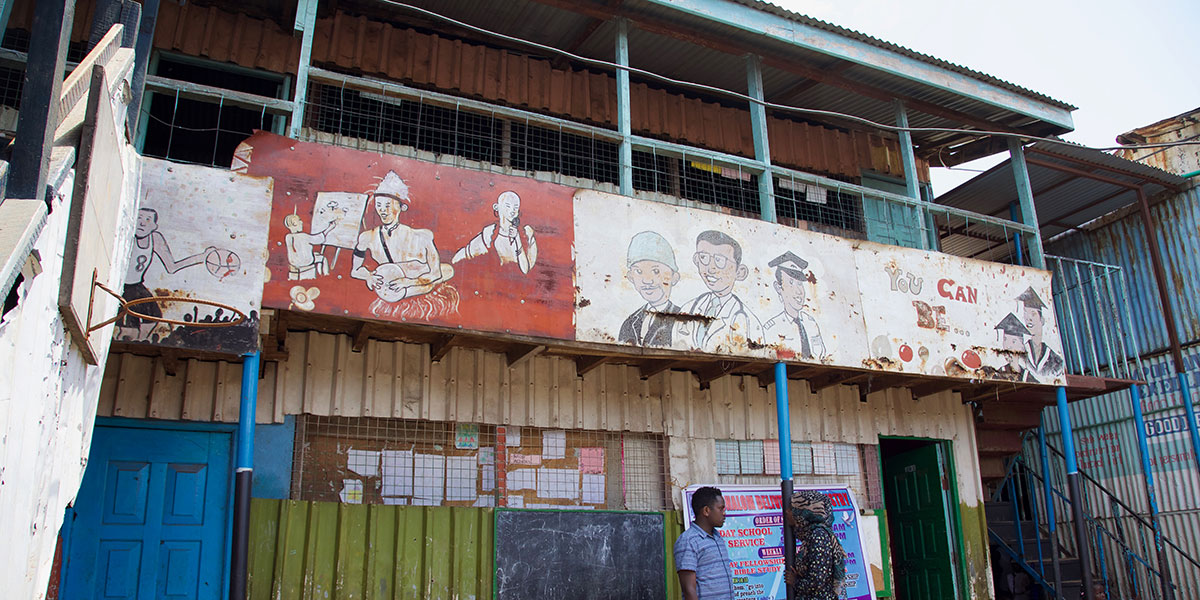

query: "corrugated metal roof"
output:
936 141 1186 241
723 0 1075 110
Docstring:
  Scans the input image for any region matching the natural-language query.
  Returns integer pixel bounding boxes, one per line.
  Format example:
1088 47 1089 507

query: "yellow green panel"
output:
248 499 494 600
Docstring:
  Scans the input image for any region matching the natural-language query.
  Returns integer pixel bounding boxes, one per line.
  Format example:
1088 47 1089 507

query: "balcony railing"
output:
1046 254 1142 380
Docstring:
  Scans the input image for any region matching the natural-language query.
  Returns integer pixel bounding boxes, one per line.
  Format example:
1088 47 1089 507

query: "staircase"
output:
984 432 1200 600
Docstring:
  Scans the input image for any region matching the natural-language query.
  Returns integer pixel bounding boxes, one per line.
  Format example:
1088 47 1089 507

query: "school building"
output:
0 0 1159 599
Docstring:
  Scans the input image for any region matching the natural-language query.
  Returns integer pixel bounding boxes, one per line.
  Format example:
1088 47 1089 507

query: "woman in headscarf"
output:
785 490 847 600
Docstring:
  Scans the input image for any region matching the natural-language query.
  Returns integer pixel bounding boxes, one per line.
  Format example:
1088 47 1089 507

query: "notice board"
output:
494 509 665 600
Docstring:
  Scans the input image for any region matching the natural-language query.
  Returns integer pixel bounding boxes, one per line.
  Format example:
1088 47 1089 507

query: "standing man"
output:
619 231 681 347
678 230 761 352
351 171 454 301
283 213 333 280
675 487 734 600
762 251 825 360
1017 287 1064 382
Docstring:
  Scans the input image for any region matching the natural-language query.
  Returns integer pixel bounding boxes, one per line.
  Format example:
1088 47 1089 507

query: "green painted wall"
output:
249 499 686 600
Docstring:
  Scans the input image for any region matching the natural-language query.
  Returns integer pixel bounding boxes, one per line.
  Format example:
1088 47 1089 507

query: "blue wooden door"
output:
63 425 232 599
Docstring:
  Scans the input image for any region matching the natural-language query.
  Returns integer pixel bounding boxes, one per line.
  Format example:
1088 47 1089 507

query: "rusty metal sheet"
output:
574 188 1065 384
237 132 577 339
115 157 272 354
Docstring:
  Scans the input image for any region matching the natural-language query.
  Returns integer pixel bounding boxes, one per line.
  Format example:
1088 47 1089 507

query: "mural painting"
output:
575 189 1066 385
854 248 1065 384
235 132 574 338
574 190 868 364
114 157 270 354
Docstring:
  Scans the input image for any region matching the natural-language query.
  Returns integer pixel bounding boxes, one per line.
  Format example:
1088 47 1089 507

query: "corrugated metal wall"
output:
1046 187 1200 357
1041 344 1200 595
248 499 495 600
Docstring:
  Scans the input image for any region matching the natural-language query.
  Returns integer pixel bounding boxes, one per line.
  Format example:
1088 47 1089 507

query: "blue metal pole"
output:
230 351 260 600
1177 372 1200 476
1037 420 1065 599
615 18 633 197
774 362 794 600
1130 384 1176 599
1057 386 1095 595
1009 202 1025 266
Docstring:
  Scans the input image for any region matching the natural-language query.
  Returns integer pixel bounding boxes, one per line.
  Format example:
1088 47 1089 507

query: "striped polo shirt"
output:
673 522 734 599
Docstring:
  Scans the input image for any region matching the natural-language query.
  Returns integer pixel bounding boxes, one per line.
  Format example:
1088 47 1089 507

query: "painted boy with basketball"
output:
117 208 216 341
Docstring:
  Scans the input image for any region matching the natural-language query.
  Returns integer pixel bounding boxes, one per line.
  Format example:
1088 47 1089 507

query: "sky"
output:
773 0 1200 194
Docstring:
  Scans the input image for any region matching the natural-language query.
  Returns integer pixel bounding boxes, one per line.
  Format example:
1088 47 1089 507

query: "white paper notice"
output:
542 430 566 459
537 468 579 500
478 447 495 465
506 429 522 447
381 450 413 497
582 473 605 504
414 453 445 503
340 479 363 504
473 495 496 507
347 449 380 477
508 468 537 491
507 495 525 508
446 456 478 501
482 463 496 492
382 496 407 506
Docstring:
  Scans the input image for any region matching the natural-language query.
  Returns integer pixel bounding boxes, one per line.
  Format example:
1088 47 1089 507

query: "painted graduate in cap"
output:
994 313 1033 381
763 251 826 360
619 231 681 347
1017 286 1064 382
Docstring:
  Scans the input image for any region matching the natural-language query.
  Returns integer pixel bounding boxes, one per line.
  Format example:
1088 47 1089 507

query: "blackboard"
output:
494 509 666 600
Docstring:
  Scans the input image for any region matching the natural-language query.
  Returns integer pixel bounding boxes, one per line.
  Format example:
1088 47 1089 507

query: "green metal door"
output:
883 444 957 599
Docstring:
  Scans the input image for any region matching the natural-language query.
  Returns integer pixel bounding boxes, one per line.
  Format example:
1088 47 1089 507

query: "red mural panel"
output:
236 132 575 339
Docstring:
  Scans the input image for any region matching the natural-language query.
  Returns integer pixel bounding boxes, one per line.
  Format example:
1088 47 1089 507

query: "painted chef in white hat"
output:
351 171 453 300
762 251 826 360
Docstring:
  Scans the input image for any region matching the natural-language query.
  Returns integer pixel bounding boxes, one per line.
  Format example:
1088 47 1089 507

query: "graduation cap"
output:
995 313 1032 337
769 251 809 280
1016 287 1047 310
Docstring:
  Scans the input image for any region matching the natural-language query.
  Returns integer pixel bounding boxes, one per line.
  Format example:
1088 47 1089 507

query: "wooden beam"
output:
574 355 611 377
908 379 961 398
639 358 682 380
506 344 546 368
429 333 462 362
157 349 181 377
351 321 372 352
697 361 746 389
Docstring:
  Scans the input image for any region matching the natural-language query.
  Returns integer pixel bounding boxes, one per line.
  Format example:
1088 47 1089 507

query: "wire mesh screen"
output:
294 415 672 511
773 171 865 236
713 440 881 509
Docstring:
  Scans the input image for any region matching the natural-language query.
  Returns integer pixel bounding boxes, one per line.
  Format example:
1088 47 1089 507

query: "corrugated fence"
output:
248 499 684 600
1046 187 1200 357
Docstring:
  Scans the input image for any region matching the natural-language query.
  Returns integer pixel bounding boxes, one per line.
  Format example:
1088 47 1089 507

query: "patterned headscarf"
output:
791 489 834 529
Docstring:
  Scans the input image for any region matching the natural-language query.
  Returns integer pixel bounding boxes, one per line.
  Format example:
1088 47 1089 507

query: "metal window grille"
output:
140 57 282 167
294 415 672 511
713 439 880 508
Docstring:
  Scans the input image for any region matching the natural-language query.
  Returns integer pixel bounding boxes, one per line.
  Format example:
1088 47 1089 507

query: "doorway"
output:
879 437 965 600
61 421 233 600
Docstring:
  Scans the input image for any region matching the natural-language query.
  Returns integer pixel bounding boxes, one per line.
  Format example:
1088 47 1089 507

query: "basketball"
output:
205 248 241 279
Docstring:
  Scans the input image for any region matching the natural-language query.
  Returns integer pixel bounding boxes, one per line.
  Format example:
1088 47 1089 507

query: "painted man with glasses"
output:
678 230 761 352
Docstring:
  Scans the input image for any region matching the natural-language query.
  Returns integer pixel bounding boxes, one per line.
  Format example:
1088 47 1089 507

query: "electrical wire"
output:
376 0 1199 153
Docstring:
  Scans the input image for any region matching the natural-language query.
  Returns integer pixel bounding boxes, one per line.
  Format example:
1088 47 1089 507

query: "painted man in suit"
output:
618 231 681 347
762 251 825 360
1018 287 1064 383
678 230 762 352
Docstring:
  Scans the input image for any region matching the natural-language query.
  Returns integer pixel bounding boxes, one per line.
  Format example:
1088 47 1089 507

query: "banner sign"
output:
680 485 874 600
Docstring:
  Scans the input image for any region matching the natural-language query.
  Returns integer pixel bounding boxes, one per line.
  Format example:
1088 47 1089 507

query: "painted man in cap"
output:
993 313 1032 381
619 231 681 348
1017 287 1064 383
763 251 825 360
351 171 454 301
451 190 538 274
678 230 762 352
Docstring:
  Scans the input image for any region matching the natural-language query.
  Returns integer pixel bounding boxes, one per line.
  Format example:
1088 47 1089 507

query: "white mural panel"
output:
574 189 1065 385
854 246 1064 384
574 190 869 365
113 157 272 354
